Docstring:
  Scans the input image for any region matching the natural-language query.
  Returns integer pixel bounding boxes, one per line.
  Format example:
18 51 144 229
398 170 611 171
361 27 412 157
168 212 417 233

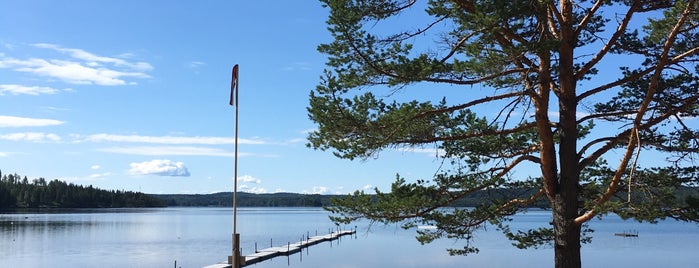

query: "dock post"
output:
228 233 242 268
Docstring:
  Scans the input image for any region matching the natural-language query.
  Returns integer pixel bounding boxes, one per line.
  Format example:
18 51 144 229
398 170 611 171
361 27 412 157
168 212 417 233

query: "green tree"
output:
0 179 16 208
307 1 699 267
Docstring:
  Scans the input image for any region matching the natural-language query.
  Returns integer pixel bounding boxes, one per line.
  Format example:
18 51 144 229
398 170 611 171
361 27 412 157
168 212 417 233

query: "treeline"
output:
154 192 332 207
0 171 166 209
152 190 538 207
153 187 697 208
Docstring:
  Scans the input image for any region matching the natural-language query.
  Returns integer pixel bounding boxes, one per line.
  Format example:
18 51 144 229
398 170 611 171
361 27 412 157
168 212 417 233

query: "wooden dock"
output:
614 230 639 237
204 229 356 268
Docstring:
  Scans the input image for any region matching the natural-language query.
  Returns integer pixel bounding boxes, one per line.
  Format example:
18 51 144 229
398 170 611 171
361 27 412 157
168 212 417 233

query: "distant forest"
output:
154 192 335 207
153 187 698 208
2 170 695 209
0 171 166 209
151 189 546 208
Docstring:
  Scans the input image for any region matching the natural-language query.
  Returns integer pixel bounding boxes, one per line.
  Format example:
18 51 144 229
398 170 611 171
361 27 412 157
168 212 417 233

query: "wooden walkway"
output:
614 231 639 237
204 229 356 268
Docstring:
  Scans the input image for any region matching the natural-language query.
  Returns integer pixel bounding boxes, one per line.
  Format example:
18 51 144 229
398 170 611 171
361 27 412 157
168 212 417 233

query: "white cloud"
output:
0 84 67 95
32 43 153 71
285 138 305 144
98 146 235 156
0 115 65 127
237 175 261 184
237 175 264 193
79 133 266 145
311 186 328 194
0 152 8 157
54 175 105 183
363 184 374 190
42 106 70 112
189 61 205 68
88 172 111 179
0 132 61 142
129 159 190 177
0 43 152 86
332 186 346 194
283 62 312 71
239 185 267 194
90 165 101 170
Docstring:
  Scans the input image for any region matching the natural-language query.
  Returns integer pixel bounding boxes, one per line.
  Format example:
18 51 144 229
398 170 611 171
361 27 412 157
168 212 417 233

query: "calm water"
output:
1 207 697 268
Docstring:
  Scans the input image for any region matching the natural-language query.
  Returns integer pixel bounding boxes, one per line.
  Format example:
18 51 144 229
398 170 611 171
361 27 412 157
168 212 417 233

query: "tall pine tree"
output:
307 1 699 267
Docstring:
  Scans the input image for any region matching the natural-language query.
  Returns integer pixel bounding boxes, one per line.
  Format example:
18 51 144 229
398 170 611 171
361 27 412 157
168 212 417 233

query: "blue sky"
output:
0 0 447 194
1 1 687 195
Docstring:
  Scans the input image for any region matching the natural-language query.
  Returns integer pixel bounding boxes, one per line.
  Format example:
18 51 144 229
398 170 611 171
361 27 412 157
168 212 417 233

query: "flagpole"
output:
230 64 240 268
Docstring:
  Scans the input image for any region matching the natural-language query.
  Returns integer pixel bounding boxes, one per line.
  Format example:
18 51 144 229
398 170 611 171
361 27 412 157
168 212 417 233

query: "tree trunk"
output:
552 195 582 268
553 92 582 268
554 1 581 266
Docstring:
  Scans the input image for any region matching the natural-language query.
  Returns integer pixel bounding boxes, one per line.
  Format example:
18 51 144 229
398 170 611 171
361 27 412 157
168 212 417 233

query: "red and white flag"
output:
230 64 239 106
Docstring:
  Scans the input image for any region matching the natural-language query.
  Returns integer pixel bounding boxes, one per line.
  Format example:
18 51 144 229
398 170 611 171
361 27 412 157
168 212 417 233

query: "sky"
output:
0 1 690 196
0 0 449 195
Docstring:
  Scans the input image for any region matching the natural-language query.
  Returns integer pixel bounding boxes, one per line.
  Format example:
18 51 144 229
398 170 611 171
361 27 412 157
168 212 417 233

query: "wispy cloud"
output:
0 84 70 95
0 132 61 142
97 146 236 157
33 43 153 72
188 61 205 68
78 133 266 145
0 43 152 86
129 159 190 177
55 175 107 183
0 115 65 127
285 138 306 144
283 62 312 71
88 172 112 179
75 134 276 157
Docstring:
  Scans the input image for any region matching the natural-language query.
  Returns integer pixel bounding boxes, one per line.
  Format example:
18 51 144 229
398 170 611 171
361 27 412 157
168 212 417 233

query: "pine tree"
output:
307 1 699 267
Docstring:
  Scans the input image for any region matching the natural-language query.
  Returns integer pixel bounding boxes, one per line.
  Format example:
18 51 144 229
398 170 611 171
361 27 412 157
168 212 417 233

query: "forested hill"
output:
0 172 166 209
154 187 698 208
151 189 539 207
153 192 334 207
4 170 694 209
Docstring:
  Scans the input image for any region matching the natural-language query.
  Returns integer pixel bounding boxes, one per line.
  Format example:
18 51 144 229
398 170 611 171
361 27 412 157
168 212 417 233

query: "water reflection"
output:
0 208 697 268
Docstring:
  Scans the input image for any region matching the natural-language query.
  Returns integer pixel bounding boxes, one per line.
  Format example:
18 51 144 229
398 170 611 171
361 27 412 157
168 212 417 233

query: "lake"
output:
1 207 697 268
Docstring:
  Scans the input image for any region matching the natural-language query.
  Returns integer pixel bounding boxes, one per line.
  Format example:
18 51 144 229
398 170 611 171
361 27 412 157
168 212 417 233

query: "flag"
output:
230 64 239 106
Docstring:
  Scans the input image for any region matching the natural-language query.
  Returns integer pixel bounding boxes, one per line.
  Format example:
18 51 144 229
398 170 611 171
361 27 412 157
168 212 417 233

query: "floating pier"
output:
204 229 356 268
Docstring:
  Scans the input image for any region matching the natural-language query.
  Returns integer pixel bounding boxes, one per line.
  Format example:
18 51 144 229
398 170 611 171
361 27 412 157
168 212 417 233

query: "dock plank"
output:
202 263 231 268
